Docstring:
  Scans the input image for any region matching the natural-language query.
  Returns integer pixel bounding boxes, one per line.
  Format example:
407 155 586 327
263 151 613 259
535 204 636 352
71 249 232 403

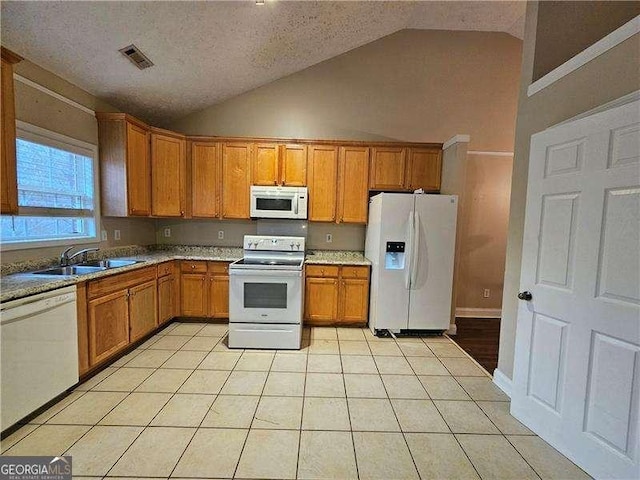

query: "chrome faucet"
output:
60 246 100 266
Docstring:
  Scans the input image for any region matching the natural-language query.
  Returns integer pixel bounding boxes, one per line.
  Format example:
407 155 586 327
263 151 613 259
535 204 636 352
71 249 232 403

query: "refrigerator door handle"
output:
411 211 420 288
404 210 414 289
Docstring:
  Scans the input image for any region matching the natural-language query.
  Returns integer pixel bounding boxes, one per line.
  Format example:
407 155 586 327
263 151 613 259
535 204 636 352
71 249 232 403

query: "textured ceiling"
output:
1 0 525 124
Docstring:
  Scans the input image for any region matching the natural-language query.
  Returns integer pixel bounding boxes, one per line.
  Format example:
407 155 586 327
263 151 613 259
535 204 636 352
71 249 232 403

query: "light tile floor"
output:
1 322 592 480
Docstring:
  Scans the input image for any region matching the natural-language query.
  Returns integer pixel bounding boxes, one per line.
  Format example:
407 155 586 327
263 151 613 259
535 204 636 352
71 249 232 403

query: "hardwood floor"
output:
450 317 500 374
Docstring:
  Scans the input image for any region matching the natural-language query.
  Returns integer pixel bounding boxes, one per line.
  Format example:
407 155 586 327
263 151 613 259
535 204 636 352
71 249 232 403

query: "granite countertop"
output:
1 246 370 303
305 250 371 266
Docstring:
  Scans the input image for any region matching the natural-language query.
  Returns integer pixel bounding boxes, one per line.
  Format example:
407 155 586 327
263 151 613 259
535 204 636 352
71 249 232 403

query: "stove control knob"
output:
272 238 278 244
290 242 295 249
296 242 301 250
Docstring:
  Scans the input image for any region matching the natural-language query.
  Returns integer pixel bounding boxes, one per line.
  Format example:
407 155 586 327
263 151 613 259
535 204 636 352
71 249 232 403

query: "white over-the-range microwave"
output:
250 186 308 219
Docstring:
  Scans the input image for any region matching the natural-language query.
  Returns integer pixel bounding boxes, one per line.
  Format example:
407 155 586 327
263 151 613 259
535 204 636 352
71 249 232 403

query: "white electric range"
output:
228 235 305 349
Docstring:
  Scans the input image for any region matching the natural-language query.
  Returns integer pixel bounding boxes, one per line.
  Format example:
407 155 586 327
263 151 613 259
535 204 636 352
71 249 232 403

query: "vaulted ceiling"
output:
1 1 525 124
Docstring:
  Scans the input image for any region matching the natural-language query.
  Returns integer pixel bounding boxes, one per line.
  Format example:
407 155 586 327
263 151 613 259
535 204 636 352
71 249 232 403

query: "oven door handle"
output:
229 269 302 278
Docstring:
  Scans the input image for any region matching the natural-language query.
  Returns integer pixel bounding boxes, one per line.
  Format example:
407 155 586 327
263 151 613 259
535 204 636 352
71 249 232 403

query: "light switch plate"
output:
101 230 108 241
114 230 121 241
326 233 333 243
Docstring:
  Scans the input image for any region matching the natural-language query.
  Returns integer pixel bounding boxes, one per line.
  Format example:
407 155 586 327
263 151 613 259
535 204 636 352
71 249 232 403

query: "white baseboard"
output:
455 307 502 318
492 368 512 398
446 323 457 335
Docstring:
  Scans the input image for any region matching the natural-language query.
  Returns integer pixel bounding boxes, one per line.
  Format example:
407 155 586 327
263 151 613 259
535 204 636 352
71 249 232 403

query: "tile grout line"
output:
294 338 310 480
336 328 361 480
165 328 230 479
100 322 212 478
231 347 277 479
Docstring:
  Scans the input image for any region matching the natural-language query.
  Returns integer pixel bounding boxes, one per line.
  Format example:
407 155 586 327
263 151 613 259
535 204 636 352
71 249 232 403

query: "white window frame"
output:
0 121 101 251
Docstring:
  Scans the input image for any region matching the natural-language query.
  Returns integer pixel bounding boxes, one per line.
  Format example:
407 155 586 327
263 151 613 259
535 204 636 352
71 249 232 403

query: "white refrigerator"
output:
365 193 458 334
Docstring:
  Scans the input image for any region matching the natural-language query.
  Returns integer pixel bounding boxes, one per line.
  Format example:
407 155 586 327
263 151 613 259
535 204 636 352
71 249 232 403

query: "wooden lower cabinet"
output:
158 275 176 324
128 280 157 342
88 290 130 366
305 265 370 326
181 273 207 316
305 277 339 323
180 261 230 318
339 278 369 323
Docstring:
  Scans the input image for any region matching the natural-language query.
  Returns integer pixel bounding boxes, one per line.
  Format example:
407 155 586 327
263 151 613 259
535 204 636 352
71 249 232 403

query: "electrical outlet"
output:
101 230 108 241
114 230 121 241
163 228 171 238
218 230 224 240
326 233 333 243
483 288 490 298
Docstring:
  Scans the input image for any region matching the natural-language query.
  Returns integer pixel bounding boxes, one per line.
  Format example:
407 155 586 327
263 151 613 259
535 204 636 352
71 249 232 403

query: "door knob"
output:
518 291 533 301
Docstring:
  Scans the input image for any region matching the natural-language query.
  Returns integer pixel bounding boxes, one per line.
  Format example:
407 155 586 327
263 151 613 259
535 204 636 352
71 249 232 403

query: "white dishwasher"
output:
0 286 79 431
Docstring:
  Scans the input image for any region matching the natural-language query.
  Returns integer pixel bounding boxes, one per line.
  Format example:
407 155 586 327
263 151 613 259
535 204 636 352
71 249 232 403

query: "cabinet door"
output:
191 142 219 218
181 273 207 317
210 276 229 318
307 145 338 222
129 280 158 342
338 146 369 224
158 275 175 325
369 147 406 190
339 278 369 324
222 143 251 219
1 57 18 214
126 122 151 216
281 144 307 186
88 290 129 366
151 133 185 217
305 277 339 324
252 143 279 186
406 148 442 192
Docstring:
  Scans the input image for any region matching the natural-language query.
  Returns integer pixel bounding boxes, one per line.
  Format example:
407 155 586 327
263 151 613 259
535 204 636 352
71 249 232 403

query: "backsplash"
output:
155 219 366 251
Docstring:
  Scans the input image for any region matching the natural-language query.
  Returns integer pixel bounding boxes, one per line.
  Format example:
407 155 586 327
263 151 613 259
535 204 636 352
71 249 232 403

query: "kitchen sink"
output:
33 265 107 276
78 259 143 268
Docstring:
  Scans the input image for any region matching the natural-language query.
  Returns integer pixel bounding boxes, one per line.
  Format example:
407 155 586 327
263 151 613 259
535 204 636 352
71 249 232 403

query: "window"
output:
0 122 99 249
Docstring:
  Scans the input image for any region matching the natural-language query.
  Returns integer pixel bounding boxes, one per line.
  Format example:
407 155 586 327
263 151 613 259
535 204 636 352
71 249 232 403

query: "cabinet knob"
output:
191 265 195 269
321 269 325 275
180 210 185 216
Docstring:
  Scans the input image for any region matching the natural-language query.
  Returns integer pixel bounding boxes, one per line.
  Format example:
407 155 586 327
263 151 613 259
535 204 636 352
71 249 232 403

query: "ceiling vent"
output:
119 44 154 70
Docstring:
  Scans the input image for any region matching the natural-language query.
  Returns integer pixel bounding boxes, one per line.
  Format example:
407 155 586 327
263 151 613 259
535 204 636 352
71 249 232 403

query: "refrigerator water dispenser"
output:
385 242 405 270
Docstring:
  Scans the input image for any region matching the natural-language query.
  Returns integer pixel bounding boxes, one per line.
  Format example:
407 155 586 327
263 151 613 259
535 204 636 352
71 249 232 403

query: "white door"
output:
408 195 458 330
511 99 640 479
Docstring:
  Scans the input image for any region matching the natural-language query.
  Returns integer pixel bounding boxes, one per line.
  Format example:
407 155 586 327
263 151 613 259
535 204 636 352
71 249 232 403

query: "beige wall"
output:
168 29 522 152
498 2 640 379
155 219 365 251
533 1 640 80
2 58 156 265
457 154 512 310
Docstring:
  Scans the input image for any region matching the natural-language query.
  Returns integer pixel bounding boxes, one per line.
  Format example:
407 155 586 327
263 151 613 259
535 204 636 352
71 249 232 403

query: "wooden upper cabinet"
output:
251 143 307 186
406 148 442 192
369 147 406 191
125 122 151 215
280 144 307 186
252 143 279 186
1 48 22 215
222 142 252 219
337 146 369 224
190 141 219 218
97 113 151 217
151 129 186 217
308 145 338 222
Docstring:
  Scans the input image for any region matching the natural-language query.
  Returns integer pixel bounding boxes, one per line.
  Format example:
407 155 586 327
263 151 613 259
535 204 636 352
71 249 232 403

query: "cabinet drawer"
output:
181 261 208 273
157 261 176 278
208 261 230 275
88 266 156 299
341 266 370 279
306 265 340 278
